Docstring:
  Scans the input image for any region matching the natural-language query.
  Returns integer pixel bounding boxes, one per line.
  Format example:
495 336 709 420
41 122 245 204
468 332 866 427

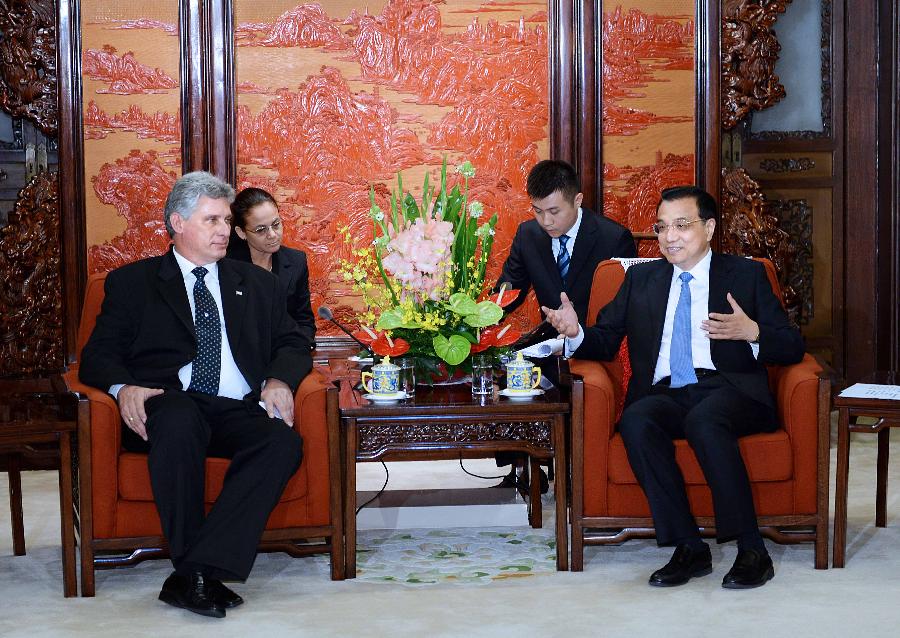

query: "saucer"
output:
499 388 544 400
349 355 374 365
362 391 409 403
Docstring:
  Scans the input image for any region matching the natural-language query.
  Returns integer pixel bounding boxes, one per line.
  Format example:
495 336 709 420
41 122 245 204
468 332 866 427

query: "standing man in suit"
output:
494 159 636 492
543 185 804 589
79 172 311 618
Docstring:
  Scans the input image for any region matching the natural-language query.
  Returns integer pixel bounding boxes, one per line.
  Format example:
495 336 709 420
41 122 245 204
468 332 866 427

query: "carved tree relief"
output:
0 172 64 375
719 167 808 324
721 0 791 130
0 0 58 135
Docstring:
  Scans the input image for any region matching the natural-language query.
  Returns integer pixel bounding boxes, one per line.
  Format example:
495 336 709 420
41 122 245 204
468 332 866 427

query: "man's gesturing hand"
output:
702 292 760 342
117 385 165 441
541 292 581 338
261 378 295 427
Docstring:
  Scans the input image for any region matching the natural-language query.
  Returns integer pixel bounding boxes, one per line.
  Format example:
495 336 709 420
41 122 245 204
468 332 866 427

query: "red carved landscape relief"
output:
235 1 549 335
83 45 179 94
82 3 182 275
602 3 696 253
88 150 177 274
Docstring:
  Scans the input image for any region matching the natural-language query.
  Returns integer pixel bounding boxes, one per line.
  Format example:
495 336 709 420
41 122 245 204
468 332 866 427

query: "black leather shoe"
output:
514 467 550 499
159 571 226 618
208 579 244 608
649 543 713 587
722 549 774 589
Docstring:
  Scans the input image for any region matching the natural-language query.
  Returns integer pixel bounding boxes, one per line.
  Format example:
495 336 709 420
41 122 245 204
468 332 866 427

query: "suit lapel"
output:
566 212 597 286
157 249 195 336
646 260 673 358
707 252 736 361
536 229 562 288
218 259 246 352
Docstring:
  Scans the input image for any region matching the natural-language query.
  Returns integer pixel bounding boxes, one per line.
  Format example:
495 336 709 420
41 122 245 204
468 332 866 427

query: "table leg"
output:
833 408 851 568
528 456 542 528
58 432 77 597
876 427 890 527
8 456 25 556
553 415 569 571
343 418 358 578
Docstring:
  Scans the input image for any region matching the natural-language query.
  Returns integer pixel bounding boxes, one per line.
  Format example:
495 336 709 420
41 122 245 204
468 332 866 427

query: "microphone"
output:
317 306 372 351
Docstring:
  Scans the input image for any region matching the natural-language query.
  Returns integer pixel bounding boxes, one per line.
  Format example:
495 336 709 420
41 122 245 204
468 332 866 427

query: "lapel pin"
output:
236 290 243 296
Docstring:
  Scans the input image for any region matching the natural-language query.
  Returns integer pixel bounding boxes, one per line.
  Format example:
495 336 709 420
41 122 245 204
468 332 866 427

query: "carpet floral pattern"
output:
353 527 557 585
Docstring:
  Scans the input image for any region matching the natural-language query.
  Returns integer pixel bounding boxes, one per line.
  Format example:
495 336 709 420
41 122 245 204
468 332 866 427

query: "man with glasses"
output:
542 185 804 589
493 159 636 494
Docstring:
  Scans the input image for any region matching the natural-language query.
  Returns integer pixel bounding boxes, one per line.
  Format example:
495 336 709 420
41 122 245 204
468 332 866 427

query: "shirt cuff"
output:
109 383 125 399
564 325 586 358
750 342 760 359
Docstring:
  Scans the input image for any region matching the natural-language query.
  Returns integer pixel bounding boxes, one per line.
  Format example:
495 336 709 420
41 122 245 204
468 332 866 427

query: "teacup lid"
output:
506 351 531 369
373 355 399 371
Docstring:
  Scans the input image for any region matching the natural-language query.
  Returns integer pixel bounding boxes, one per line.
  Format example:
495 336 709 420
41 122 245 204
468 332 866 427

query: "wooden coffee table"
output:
833 371 900 567
337 375 575 578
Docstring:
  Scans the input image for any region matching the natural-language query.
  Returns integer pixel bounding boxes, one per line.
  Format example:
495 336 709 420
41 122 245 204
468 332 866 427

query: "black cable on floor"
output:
458 456 508 481
356 460 389 514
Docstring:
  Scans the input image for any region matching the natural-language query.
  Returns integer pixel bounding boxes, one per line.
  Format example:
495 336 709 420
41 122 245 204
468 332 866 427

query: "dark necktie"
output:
669 272 698 388
187 266 221 395
557 234 571 284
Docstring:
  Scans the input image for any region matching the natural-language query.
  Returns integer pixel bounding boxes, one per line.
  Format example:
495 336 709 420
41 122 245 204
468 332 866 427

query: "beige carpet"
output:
2 425 900 637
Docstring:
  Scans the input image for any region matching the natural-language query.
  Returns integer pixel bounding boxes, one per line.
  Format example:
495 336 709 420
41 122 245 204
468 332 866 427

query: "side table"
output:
833 372 900 567
0 379 83 596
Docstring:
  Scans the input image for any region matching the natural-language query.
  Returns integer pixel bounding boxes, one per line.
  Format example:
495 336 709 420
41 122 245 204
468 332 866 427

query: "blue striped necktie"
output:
669 272 698 388
557 234 571 283
187 266 221 395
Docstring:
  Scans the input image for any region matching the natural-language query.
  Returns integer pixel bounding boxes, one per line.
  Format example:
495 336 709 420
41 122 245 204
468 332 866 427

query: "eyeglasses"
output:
651 218 705 235
246 219 282 236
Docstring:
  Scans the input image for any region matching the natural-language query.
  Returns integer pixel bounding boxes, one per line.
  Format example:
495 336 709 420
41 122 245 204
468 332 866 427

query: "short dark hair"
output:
231 187 279 229
526 160 581 202
657 185 718 221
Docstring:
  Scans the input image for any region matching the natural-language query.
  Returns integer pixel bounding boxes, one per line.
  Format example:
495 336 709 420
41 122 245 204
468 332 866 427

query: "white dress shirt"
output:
110 249 252 400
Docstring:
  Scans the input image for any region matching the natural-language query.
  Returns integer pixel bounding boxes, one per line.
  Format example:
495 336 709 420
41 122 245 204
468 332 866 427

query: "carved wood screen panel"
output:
600 1 697 255
79 2 183 276
232 1 550 336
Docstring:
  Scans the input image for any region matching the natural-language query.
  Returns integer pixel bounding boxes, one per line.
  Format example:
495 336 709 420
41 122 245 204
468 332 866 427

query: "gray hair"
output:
164 171 236 237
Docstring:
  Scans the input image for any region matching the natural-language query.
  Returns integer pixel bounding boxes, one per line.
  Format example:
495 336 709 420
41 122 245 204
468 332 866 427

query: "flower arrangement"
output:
340 158 521 378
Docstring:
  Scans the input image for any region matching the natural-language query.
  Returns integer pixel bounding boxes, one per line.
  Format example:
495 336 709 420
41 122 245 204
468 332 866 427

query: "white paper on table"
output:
517 337 565 359
838 383 900 401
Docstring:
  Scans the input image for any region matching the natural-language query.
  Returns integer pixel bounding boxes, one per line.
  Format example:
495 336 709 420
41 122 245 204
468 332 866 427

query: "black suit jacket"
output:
498 208 636 324
576 253 804 409
226 241 316 351
79 248 311 397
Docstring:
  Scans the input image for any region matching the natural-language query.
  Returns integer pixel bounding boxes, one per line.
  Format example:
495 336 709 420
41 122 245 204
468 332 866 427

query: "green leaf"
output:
463 301 503 327
403 193 420 222
432 334 471 365
447 292 478 316
376 308 420 330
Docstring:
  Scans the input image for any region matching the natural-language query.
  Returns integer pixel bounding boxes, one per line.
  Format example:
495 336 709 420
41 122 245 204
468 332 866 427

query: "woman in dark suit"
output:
227 187 316 351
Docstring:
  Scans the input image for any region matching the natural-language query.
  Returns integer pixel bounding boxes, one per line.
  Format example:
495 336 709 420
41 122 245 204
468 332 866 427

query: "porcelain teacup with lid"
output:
505 352 541 393
361 355 400 395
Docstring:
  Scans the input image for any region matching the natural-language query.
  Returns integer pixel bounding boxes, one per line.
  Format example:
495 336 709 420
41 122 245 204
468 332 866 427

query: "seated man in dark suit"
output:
79 171 311 618
494 159 636 492
543 186 804 589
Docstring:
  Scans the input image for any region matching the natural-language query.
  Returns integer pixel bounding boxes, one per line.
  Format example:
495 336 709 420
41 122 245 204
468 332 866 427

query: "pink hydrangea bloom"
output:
381 217 454 301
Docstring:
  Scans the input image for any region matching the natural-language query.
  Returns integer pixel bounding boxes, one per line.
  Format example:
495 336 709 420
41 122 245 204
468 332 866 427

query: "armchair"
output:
568 258 830 570
63 272 344 596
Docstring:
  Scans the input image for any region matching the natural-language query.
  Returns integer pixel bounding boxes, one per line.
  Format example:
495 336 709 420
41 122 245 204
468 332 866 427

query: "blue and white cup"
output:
361 356 400 395
505 353 541 393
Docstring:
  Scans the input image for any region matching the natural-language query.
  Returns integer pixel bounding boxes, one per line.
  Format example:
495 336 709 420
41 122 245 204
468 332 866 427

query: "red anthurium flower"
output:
489 288 522 308
352 327 379 346
370 334 410 357
492 324 521 347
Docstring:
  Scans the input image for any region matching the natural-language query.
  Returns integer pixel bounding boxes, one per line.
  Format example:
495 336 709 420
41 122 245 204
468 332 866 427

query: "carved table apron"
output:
338 380 570 578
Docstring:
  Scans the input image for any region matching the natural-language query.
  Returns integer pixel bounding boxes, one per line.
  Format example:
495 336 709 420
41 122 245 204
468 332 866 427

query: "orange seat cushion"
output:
606 430 793 485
